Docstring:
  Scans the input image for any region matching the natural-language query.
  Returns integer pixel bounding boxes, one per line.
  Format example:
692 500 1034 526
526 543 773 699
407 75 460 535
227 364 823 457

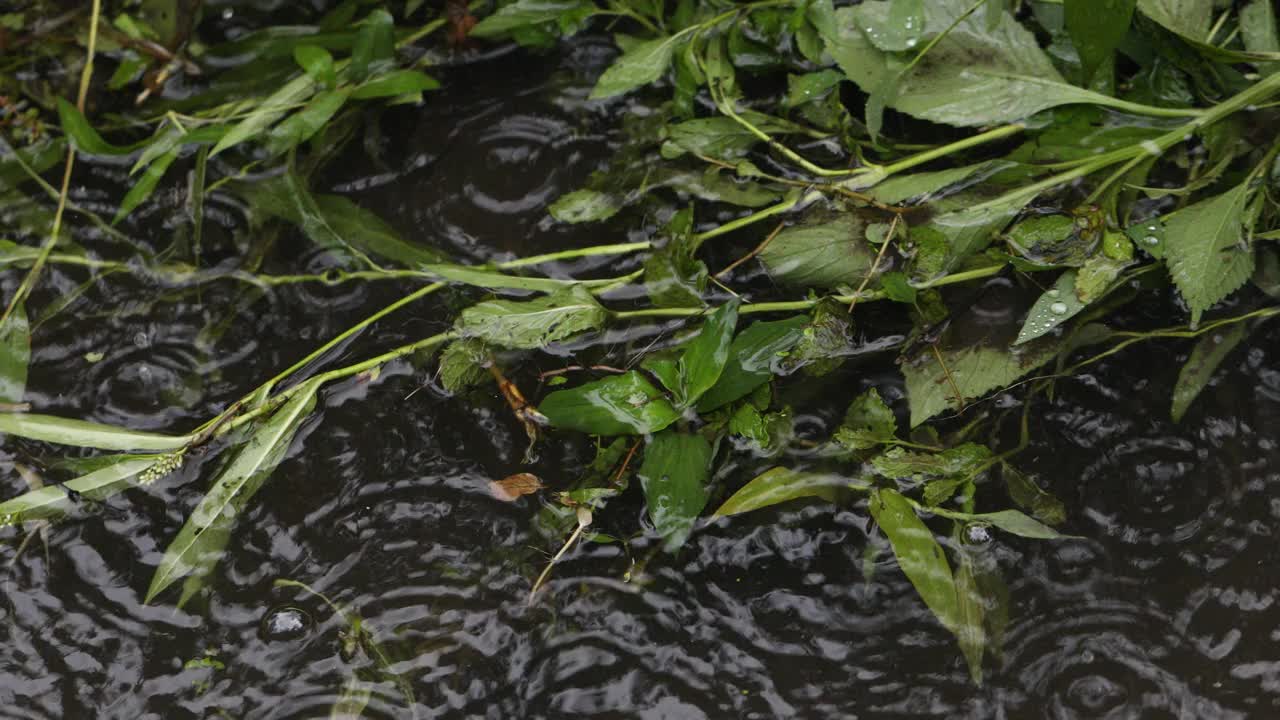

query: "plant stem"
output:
691 191 819 248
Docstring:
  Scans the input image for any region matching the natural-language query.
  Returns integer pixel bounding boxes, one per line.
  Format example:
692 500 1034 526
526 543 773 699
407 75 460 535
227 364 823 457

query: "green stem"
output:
691 191 818 248
844 123 1027 190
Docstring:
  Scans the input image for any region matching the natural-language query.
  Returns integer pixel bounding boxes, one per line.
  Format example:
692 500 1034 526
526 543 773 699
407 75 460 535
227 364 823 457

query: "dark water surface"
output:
3 23 1280 720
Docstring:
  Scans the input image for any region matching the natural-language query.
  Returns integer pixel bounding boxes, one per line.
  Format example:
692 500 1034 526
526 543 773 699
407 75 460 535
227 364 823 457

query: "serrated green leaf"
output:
638 430 712 551
850 0 924 52
760 215 873 289
902 340 1060 426
590 35 680 100
146 382 319 605
785 300 854 376
471 0 594 37
540 372 680 435
438 339 490 393
1164 182 1256 326
1171 322 1248 421
456 285 606 350
697 316 808 412
1136 0 1211 41
0 302 29 404
0 413 191 451
834 387 897 450
871 443 992 480
714 467 867 517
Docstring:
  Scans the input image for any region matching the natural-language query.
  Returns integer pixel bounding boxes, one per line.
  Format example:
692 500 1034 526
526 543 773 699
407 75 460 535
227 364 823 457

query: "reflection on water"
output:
2 26 1280 720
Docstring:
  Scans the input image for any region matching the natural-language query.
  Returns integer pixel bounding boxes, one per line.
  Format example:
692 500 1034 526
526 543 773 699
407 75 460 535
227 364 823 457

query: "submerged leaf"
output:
540 372 680 435
0 302 29 404
438 338 490 393
146 382 319 605
902 340 1060 426
548 189 621 224
0 455 160 527
714 467 866 517
760 215 873 289
834 388 898 450
590 35 680 100
638 430 712 551
870 488 960 633
697 316 809 412
456 285 607 350
489 473 544 501
1171 322 1249 421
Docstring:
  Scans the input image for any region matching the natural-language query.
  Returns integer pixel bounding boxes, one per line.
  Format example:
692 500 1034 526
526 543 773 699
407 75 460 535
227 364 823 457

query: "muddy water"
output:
1 26 1280 720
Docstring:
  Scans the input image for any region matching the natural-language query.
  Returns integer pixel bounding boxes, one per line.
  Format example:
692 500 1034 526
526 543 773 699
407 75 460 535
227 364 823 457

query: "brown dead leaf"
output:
489 473 543 502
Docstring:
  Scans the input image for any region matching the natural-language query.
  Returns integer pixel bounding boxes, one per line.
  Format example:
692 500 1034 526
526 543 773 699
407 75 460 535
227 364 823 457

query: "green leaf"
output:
350 9 395 83
638 430 712 551
1171 322 1248 421
759 215 873 289
264 88 352 156
823 3 1146 127
1136 0 1211 41
785 300 854 376
0 413 191 451
56 99 147 156
0 455 160 527
676 300 739 406
926 506 1068 540
350 70 440 99
540 372 680 435
1015 270 1086 345
1002 463 1066 526
1241 0 1279 71
714 466 866 517
645 209 707 308
785 70 845 108
869 488 961 633
590 35 680 100
211 73 316 156
146 382 319 605
438 339 490 393
115 147 179 224
663 113 805 161
0 302 29 404
549 189 621 224
696 316 808 412
851 0 925 52
293 45 336 87
833 388 897 450
902 340 1060 426
919 196 1028 272
1065 0 1136 82
471 0 594 37
1163 181 1257 326
456 285 606 350
871 443 992 481
954 551 987 684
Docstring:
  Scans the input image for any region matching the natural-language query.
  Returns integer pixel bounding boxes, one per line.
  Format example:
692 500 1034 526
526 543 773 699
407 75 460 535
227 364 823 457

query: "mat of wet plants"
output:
2 1 1280 718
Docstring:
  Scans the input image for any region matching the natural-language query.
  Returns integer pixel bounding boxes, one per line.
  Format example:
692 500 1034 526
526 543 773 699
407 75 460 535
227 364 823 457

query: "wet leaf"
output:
115 147 179 224
330 676 372 719
489 473 544 501
954 551 987 684
833 388 897 450
696 316 808 412
350 9 395 83
1065 0 1136 82
638 429 712 551
293 45 336 87
0 302 29 404
927 507 1068 540
923 196 1028 272
1241 0 1279 71
1015 270 1086 345
1001 463 1066 526
590 35 680 100
869 488 961 634
211 73 316 157
1163 180 1256 326
1136 0 1211 41
1171 322 1249 422
471 0 595 37
662 113 800 161
350 69 440 99
675 300 739 406
0 455 161 527
714 467 867 517
823 2 1143 126
146 382 319 605
870 443 992 481
759 215 873 289
785 69 845 108
851 0 924 52
786 300 854 376
540 372 680 436
312 194 444 267
56 100 146 156
438 338 489 393
0 413 191 451
645 208 707 308
264 88 352 156
902 340 1060 426
549 189 621 224
456 285 606 350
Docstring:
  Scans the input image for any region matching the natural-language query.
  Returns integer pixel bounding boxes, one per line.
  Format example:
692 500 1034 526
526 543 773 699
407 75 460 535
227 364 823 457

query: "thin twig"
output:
715 221 785 278
849 213 900 312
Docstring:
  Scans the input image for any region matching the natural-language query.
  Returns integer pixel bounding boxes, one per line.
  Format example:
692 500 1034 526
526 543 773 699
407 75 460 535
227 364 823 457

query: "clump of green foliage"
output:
0 0 1278 694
